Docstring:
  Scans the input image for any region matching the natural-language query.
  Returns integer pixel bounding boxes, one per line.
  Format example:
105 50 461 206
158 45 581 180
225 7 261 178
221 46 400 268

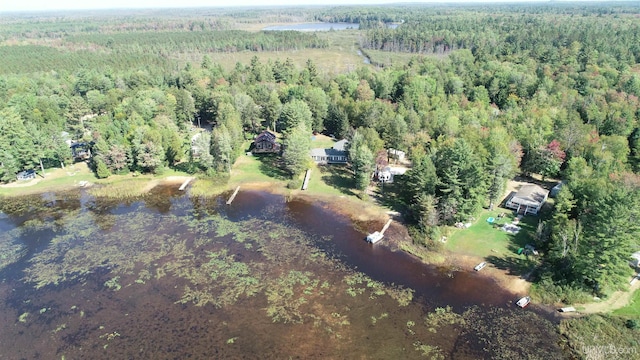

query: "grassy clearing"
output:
177 30 364 74
613 287 640 318
444 208 540 276
305 163 357 198
190 148 289 197
310 134 337 149
0 163 95 197
444 209 538 258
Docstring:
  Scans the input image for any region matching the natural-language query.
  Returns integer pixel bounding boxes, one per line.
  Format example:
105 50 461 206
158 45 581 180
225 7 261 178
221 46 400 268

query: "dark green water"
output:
0 187 563 359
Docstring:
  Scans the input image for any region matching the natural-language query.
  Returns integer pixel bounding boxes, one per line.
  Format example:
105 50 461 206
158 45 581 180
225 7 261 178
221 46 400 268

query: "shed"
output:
505 184 549 215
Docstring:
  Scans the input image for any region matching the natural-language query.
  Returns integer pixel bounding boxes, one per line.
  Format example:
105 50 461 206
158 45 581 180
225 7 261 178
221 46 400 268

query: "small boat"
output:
474 262 487 271
558 307 576 313
516 296 531 308
366 231 384 244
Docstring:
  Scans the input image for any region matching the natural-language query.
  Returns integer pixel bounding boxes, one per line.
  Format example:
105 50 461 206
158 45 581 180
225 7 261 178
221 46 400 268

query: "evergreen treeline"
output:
1 4 639 297
67 30 327 53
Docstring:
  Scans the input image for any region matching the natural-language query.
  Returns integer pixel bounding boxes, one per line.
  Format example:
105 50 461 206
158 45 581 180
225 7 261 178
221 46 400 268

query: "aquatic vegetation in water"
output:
265 270 317 324
176 249 263 308
424 306 465 333
104 276 121 291
9 192 474 358
23 210 185 289
412 341 444 359
18 312 29 323
344 272 414 306
0 229 26 272
460 306 560 359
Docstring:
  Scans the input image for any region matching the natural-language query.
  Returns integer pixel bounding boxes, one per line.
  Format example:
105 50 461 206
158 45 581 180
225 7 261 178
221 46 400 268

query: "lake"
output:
0 187 564 359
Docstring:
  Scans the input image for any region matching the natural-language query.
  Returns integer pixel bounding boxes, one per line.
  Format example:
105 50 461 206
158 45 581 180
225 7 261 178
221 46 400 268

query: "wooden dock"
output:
178 177 193 191
302 169 311 190
380 219 393 236
226 186 240 205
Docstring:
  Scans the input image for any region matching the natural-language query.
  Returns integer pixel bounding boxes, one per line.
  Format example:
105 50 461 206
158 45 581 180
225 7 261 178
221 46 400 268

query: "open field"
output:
176 30 365 74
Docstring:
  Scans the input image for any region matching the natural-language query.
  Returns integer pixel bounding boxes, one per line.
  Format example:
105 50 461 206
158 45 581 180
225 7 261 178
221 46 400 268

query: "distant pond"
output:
263 22 359 31
0 187 564 359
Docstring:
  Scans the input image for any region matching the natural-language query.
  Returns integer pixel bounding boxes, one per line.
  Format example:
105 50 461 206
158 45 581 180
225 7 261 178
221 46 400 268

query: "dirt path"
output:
576 278 640 314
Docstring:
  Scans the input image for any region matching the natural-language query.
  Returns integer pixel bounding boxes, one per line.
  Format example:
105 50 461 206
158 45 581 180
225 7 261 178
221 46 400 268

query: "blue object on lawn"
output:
486 217 495 223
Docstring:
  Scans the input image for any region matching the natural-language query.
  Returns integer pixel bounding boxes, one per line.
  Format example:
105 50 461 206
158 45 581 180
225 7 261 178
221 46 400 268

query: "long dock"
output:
302 169 311 190
178 177 193 191
226 186 240 205
380 219 393 235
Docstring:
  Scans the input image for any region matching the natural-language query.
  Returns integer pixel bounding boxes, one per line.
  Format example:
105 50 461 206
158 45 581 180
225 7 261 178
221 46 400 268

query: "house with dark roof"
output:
505 184 549 215
252 131 281 154
16 169 36 181
70 142 92 161
310 139 349 164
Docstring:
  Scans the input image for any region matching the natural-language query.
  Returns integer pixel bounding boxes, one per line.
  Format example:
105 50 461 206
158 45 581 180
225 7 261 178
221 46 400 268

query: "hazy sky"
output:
0 1 588 13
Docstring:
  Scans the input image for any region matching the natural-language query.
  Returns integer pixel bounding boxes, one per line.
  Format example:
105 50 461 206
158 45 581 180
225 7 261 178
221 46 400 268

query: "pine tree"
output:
282 123 311 177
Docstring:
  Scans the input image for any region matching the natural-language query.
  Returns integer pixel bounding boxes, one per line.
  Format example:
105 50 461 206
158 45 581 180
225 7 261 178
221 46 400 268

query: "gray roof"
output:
333 139 348 151
512 184 549 207
311 148 347 157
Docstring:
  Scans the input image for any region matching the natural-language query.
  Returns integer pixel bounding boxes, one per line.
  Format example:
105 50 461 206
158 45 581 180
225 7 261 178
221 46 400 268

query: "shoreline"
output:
7 172 637 317
221 181 535 301
1 173 534 302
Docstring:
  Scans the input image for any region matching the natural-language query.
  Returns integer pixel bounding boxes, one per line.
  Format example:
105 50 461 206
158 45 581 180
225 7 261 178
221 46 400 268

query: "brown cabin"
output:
252 131 280 154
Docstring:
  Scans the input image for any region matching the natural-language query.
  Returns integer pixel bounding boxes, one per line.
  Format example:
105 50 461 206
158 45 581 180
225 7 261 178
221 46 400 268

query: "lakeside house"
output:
191 132 203 158
253 130 281 154
387 148 406 161
505 184 549 215
70 142 92 161
631 252 640 269
310 139 348 164
375 166 408 183
16 169 36 181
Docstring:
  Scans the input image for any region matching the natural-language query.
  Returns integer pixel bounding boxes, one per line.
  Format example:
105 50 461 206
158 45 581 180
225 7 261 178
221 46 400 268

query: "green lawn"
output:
310 134 337 149
305 162 357 198
0 163 96 196
613 285 640 318
445 208 540 274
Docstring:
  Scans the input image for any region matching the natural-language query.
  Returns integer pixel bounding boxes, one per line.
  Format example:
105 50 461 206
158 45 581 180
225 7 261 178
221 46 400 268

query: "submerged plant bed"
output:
0 190 562 359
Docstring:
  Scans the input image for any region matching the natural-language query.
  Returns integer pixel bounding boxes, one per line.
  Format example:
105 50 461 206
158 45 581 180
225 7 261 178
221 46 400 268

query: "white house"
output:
388 148 405 161
630 252 640 269
376 166 408 183
310 139 349 164
505 184 549 215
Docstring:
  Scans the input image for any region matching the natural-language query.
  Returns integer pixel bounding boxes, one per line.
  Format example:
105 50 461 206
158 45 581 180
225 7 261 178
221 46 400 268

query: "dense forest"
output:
1 3 639 307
